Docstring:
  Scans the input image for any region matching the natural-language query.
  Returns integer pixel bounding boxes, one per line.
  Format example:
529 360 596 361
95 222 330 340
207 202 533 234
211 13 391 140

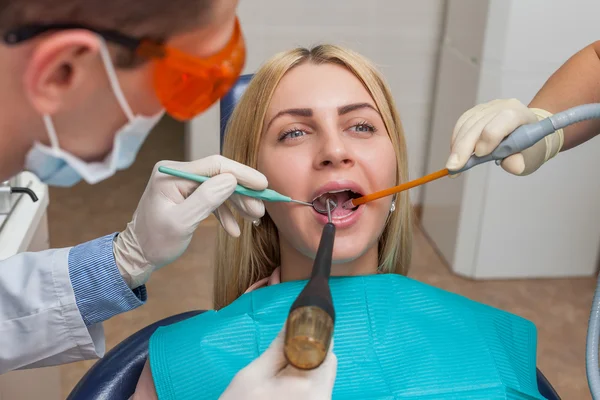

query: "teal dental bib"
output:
149 274 545 399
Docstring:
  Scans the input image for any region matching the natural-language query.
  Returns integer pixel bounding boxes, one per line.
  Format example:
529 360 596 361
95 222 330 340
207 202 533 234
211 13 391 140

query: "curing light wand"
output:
284 199 336 370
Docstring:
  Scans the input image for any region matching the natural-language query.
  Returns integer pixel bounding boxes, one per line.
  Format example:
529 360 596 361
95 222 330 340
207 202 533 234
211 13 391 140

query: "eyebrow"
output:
265 103 380 131
338 102 380 116
266 108 313 130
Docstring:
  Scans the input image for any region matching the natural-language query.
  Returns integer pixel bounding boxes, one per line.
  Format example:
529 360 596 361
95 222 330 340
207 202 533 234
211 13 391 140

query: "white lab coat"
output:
0 247 105 374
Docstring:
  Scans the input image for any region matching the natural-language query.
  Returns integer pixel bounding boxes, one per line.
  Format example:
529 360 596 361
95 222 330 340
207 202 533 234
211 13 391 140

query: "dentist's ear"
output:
23 30 102 116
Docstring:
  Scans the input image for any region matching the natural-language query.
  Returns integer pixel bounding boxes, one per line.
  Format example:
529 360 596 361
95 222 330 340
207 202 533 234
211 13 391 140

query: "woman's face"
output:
257 62 398 266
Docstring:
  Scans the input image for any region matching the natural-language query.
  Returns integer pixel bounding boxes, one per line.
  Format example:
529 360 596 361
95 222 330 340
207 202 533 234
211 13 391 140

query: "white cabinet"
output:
0 172 60 400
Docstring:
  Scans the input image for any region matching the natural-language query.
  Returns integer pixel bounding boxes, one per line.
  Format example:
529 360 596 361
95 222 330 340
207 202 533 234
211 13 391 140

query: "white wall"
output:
186 0 447 204
422 0 600 278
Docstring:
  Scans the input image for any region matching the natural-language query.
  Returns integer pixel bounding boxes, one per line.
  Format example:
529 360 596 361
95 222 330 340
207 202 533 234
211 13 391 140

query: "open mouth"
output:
313 190 363 218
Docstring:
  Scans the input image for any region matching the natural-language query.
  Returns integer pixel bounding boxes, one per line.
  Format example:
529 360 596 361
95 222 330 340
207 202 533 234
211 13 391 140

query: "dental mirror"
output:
312 194 338 215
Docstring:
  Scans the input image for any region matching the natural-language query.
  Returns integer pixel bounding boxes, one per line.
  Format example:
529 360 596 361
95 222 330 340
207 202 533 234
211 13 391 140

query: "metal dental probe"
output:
158 166 314 207
284 199 336 370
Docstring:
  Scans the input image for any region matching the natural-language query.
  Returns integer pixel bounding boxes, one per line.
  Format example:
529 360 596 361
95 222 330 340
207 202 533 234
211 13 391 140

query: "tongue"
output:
330 192 354 218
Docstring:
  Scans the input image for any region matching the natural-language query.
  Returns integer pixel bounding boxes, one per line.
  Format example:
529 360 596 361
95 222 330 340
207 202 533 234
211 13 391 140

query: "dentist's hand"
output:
113 155 267 288
445 99 564 176
219 326 338 400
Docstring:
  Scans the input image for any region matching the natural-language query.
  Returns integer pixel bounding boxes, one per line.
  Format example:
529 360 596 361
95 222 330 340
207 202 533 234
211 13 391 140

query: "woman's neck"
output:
278 236 379 282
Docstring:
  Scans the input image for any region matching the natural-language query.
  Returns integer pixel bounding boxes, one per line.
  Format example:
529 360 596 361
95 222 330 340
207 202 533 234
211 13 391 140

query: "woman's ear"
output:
23 30 102 116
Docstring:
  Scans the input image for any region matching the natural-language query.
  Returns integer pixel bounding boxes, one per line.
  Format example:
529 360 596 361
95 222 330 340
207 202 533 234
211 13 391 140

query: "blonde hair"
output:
213 45 413 310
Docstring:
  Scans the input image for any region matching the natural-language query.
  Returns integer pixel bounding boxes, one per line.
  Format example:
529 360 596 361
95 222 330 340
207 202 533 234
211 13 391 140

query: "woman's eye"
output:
349 122 376 133
279 128 306 141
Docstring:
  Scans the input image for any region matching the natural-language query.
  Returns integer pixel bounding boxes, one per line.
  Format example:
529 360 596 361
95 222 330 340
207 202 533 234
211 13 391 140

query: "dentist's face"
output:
1 0 240 183
257 62 397 266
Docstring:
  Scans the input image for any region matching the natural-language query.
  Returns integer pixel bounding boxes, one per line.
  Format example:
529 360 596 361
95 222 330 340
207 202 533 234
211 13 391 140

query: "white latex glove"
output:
114 155 268 288
220 327 337 400
446 98 564 176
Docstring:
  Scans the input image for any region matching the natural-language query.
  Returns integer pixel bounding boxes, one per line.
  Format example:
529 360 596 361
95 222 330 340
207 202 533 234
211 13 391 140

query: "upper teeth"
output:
312 189 360 204
326 189 356 194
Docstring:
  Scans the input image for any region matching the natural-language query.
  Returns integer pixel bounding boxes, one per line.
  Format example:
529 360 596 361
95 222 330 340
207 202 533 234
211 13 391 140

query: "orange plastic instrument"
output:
343 168 450 209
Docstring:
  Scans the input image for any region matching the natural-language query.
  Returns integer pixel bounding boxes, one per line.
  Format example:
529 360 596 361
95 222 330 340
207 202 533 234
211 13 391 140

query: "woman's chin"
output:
331 255 361 265
331 243 373 268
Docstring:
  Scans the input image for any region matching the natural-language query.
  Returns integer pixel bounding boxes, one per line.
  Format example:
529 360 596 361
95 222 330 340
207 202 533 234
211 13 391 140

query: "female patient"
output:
133 44 413 398
214 44 412 309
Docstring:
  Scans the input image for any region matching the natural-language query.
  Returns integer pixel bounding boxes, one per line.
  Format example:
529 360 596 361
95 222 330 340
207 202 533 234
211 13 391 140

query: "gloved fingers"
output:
453 106 499 151
451 101 490 145
175 155 268 191
244 326 289 380
447 112 496 170
214 203 241 237
228 193 266 221
147 161 190 203
451 99 507 145
499 153 526 175
451 106 483 148
448 98 532 167
278 341 337 392
279 337 335 379
315 343 338 391
176 173 238 226
473 106 537 157
304 338 337 382
473 110 520 157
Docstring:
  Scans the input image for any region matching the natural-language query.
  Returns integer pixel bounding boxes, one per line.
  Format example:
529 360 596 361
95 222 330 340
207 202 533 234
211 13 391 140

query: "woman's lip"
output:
311 203 365 229
311 180 366 201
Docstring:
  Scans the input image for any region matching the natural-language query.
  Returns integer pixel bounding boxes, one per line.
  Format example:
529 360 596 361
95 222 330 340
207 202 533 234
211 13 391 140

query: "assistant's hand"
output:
220 326 337 400
113 155 268 288
445 99 564 176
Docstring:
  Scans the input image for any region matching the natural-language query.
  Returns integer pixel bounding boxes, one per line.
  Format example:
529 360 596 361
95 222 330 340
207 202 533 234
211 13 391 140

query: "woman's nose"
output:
314 133 355 169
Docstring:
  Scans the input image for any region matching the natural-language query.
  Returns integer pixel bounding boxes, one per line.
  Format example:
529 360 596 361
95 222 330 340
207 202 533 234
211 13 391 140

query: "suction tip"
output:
341 199 354 210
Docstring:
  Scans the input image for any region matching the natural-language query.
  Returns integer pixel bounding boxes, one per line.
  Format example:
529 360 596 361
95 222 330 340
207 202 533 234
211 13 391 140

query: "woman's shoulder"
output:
244 267 281 293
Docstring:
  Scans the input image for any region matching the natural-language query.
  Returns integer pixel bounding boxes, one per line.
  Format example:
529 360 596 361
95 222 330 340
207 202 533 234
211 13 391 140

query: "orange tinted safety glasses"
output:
137 19 246 120
4 18 246 121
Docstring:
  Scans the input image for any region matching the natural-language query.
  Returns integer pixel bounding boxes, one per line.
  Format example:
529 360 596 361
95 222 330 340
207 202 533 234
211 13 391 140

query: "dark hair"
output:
0 0 215 66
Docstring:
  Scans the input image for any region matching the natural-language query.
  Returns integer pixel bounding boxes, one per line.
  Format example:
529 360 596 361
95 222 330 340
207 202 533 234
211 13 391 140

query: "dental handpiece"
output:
343 103 600 210
284 200 336 370
447 104 600 174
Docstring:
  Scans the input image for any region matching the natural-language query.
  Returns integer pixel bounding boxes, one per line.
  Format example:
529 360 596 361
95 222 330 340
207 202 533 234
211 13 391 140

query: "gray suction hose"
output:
589 273 600 399
541 104 600 400
550 103 600 130
451 103 600 398
451 103 600 174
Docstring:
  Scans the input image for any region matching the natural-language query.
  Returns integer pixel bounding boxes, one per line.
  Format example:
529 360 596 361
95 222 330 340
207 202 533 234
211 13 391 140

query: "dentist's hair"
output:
214 44 413 310
0 0 215 66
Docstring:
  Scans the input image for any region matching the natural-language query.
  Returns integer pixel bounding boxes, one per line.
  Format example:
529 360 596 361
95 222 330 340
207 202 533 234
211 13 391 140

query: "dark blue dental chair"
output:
67 74 561 400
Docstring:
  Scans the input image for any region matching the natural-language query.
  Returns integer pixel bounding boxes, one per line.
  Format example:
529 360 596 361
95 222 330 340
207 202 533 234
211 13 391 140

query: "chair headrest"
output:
220 74 254 153
67 310 205 400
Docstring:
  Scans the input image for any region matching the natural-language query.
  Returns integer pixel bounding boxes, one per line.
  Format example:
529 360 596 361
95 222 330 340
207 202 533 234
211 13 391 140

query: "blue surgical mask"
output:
24 37 165 187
